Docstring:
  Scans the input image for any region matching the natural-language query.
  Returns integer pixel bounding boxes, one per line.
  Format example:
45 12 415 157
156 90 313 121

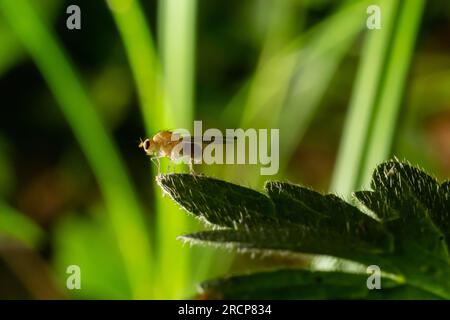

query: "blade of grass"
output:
224 0 370 183
157 0 198 299
107 0 172 296
239 0 305 128
0 0 153 298
240 0 368 130
158 0 196 127
358 0 425 188
108 2 169 296
277 0 370 171
0 0 60 75
0 201 44 248
108 0 165 134
330 0 400 197
110 0 199 298
0 21 23 74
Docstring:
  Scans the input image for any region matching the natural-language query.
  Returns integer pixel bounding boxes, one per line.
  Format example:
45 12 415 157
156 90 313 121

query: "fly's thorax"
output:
153 130 179 144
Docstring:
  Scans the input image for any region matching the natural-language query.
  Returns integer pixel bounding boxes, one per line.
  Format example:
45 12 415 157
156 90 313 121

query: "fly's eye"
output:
143 139 151 152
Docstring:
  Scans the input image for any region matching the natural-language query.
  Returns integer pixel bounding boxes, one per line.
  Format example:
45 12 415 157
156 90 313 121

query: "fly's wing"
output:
179 135 236 144
170 135 236 164
170 140 203 163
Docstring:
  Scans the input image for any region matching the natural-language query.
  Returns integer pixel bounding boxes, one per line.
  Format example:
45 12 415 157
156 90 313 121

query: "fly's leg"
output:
150 157 160 175
188 160 195 175
150 156 163 175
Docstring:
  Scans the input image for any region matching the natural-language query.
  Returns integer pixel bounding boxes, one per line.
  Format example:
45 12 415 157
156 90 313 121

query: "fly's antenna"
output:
138 137 145 149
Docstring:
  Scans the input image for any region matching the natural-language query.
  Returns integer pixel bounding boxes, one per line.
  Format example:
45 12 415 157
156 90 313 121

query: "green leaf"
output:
157 174 275 228
200 269 400 300
369 286 443 300
371 161 449 234
180 228 386 264
438 180 450 238
354 161 450 298
355 161 449 257
265 182 393 253
158 160 450 299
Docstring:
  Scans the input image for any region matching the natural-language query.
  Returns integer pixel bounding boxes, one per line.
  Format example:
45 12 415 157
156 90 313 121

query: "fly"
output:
139 130 234 174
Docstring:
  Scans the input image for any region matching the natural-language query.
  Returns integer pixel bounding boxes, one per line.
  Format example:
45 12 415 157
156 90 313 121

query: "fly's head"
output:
139 138 157 156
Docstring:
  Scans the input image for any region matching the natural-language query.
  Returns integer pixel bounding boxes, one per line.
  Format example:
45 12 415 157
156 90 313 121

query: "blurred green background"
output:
0 0 449 299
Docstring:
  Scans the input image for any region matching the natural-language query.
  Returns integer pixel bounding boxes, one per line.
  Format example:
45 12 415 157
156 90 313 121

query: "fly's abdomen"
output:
171 141 202 163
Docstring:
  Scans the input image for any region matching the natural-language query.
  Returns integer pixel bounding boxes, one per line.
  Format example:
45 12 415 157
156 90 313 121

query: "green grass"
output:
0 0 154 299
157 0 197 299
110 0 199 298
221 0 370 185
331 0 425 196
359 0 425 188
158 0 196 127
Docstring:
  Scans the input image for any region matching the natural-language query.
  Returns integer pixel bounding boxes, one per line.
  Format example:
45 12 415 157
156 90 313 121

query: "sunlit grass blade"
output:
0 0 153 298
109 0 191 299
110 0 199 298
158 0 196 127
108 0 165 134
157 0 198 298
0 0 60 75
359 0 425 188
239 0 305 129
330 0 400 197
